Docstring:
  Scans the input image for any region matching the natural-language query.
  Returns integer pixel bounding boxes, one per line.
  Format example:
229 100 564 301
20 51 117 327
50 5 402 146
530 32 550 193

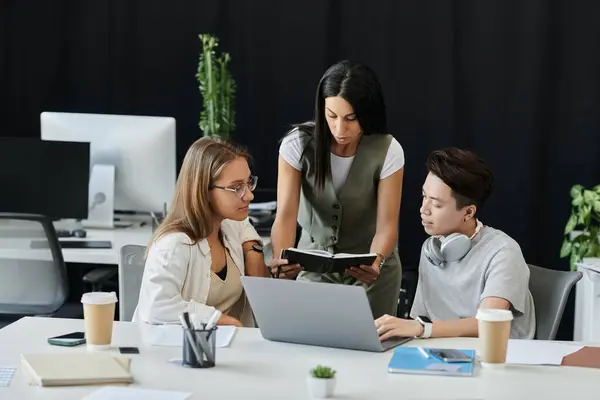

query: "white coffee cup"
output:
476 308 513 367
81 292 118 350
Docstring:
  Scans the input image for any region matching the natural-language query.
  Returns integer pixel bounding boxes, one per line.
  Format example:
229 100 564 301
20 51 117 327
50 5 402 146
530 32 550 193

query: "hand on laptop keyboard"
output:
375 314 422 342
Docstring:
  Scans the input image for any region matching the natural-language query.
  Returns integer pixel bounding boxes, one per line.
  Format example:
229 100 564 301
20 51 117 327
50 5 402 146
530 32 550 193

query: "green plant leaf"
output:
572 195 583 206
570 250 580 271
582 204 592 225
594 184 600 194
560 239 572 258
565 214 578 234
310 365 336 379
573 232 589 243
594 200 600 213
584 190 599 204
571 185 584 199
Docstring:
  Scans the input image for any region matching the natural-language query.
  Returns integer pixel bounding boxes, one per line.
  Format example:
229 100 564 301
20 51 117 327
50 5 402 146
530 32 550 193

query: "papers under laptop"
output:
241 276 412 352
140 324 236 348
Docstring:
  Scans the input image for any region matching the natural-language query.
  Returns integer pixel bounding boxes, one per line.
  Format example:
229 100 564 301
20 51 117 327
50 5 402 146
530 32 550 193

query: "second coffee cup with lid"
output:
476 308 513 367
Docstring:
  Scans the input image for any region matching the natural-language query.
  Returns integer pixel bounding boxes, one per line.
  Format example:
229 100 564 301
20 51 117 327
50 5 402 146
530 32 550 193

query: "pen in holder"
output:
182 326 217 368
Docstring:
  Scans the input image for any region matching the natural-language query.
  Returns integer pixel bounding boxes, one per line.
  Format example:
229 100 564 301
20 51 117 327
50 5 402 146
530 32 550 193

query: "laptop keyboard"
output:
382 336 412 351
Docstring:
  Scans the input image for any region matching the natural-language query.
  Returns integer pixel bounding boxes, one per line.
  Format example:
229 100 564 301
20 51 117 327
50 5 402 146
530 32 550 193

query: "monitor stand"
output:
81 164 115 229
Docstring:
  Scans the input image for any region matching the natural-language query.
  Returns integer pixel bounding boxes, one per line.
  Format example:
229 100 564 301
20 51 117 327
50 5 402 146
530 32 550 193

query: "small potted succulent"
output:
307 365 336 398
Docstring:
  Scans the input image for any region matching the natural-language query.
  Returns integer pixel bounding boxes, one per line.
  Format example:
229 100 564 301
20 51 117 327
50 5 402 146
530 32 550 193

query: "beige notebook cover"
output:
21 353 133 387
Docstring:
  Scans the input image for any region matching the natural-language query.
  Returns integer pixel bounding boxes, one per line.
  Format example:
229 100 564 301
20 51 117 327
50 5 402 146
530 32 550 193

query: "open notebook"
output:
21 353 133 387
280 248 377 274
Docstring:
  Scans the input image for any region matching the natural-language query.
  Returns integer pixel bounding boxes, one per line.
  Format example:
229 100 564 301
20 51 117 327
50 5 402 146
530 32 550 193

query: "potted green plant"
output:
307 365 336 398
561 184 600 270
196 33 236 138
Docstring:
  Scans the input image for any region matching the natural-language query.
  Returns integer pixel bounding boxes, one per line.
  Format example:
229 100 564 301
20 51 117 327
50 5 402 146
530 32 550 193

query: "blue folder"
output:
387 347 475 377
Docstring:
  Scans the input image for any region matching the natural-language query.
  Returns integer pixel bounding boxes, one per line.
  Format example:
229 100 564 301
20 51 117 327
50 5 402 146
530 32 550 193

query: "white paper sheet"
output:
83 387 191 400
506 339 583 365
142 324 236 348
0 367 16 387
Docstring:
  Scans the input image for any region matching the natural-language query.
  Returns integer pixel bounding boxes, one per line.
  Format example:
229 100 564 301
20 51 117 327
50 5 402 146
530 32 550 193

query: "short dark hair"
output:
292 60 387 191
426 148 494 211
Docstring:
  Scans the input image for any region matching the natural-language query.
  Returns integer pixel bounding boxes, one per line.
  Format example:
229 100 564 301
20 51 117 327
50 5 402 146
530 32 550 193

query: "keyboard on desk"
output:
30 240 112 249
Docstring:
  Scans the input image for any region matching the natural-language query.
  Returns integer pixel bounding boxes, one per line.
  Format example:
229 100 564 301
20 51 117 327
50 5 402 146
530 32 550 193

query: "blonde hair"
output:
149 137 250 250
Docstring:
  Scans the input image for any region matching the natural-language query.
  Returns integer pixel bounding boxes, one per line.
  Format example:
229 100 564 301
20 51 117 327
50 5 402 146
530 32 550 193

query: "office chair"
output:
118 245 146 322
528 264 583 340
0 213 82 328
397 266 418 318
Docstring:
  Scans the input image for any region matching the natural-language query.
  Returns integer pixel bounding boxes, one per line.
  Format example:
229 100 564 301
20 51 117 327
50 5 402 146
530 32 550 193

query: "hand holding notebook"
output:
280 248 377 274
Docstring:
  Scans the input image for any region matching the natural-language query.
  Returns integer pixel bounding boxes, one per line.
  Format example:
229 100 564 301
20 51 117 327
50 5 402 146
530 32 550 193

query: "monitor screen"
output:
0 137 89 220
40 112 176 214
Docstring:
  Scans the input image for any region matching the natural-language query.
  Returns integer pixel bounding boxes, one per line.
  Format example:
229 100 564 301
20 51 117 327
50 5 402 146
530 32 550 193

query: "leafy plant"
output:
196 34 236 138
310 365 336 379
561 184 600 270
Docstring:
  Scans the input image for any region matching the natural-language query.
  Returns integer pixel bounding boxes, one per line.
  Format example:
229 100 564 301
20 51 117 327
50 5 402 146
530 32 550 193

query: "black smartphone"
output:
47 332 86 347
119 347 140 354
429 348 473 363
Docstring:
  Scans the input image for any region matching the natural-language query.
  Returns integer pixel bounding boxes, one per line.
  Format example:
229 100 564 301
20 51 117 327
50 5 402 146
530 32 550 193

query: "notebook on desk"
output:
388 347 475 377
21 353 133 387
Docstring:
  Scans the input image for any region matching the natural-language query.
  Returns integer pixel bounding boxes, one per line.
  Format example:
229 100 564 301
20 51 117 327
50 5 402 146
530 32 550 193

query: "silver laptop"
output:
241 276 412 352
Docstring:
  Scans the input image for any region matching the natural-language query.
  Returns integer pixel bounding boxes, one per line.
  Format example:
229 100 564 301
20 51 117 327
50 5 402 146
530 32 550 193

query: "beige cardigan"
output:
132 218 261 326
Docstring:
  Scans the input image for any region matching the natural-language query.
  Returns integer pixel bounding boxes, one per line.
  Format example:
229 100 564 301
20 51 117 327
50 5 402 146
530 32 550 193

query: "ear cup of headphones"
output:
424 236 445 266
440 233 472 263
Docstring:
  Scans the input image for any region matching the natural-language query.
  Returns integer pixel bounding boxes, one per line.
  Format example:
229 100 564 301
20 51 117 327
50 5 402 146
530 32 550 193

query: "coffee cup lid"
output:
476 308 513 322
81 292 118 305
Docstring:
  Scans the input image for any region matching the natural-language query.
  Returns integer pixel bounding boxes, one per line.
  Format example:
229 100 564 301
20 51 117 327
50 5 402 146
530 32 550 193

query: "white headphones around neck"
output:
424 219 484 267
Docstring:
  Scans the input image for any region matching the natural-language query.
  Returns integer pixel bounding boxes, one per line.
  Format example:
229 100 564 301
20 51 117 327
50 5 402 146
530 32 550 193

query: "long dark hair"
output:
293 60 388 191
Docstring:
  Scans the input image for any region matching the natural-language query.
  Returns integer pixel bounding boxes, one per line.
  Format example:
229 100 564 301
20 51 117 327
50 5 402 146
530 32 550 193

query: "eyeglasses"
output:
211 175 258 199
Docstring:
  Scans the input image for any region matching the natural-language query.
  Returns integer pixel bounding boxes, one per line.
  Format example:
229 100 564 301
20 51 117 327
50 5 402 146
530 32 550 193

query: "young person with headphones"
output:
375 148 535 340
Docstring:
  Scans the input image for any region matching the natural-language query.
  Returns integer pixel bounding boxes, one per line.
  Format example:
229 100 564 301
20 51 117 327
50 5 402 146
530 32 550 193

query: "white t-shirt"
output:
279 129 405 193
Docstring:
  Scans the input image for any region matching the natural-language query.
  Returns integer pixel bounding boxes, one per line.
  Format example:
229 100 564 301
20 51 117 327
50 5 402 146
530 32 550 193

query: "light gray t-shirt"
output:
410 226 536 339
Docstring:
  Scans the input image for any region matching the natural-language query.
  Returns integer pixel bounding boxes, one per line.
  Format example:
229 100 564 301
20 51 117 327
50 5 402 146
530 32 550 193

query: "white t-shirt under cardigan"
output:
279 129 405 193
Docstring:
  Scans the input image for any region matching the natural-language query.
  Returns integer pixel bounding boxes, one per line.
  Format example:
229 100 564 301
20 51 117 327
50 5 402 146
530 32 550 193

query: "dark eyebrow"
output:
422 188 444 202
326 107 356 118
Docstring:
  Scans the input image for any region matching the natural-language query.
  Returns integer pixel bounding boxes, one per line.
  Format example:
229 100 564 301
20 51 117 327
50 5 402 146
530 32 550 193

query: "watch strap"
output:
416 317 433 338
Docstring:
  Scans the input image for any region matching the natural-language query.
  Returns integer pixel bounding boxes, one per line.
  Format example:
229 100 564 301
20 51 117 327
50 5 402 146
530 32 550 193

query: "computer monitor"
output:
0 137 89 220
40 112 176 218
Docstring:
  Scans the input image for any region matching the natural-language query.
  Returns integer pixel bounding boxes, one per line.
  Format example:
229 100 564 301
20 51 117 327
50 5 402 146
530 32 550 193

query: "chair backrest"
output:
528 264 583 340
0 213 68 315
118 245 146 322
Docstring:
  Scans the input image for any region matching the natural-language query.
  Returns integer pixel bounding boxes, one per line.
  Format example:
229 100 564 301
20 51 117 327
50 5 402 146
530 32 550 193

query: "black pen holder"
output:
182 327 217 368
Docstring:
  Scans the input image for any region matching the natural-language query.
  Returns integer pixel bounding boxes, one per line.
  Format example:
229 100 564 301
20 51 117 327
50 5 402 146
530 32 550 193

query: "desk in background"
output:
63 227 269 266
1 317 599 399
60 226 153 265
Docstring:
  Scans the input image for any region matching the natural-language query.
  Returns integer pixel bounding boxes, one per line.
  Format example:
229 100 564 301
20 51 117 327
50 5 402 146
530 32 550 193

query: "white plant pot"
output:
307 376 336 398
582 257 600 266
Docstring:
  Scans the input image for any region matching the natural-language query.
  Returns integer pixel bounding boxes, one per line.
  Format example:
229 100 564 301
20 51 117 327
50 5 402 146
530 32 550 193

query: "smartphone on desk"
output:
48 332 86 347
429 348 473 363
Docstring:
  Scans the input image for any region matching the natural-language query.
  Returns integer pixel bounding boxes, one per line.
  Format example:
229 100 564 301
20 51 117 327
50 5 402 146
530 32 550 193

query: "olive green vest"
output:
296 132 398 257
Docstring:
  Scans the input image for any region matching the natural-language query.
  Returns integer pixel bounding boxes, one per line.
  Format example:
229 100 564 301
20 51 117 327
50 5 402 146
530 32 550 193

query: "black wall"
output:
2 0 600 338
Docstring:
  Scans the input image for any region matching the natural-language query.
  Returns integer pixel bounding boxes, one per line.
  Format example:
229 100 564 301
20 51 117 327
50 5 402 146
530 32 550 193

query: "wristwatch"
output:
415 315 433 338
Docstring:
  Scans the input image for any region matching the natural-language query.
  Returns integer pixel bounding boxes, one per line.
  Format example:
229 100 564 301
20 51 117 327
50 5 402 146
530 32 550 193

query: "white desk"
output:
0 225 270 266
60 226 153 265
0 317 598 399
0 226 153 266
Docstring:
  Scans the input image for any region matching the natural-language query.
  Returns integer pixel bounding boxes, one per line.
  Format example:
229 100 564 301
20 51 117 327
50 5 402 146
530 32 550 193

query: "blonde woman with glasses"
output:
133 137 298 327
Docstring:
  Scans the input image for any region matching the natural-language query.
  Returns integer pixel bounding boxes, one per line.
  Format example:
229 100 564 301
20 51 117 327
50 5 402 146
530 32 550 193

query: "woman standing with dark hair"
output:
270 60 405 318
